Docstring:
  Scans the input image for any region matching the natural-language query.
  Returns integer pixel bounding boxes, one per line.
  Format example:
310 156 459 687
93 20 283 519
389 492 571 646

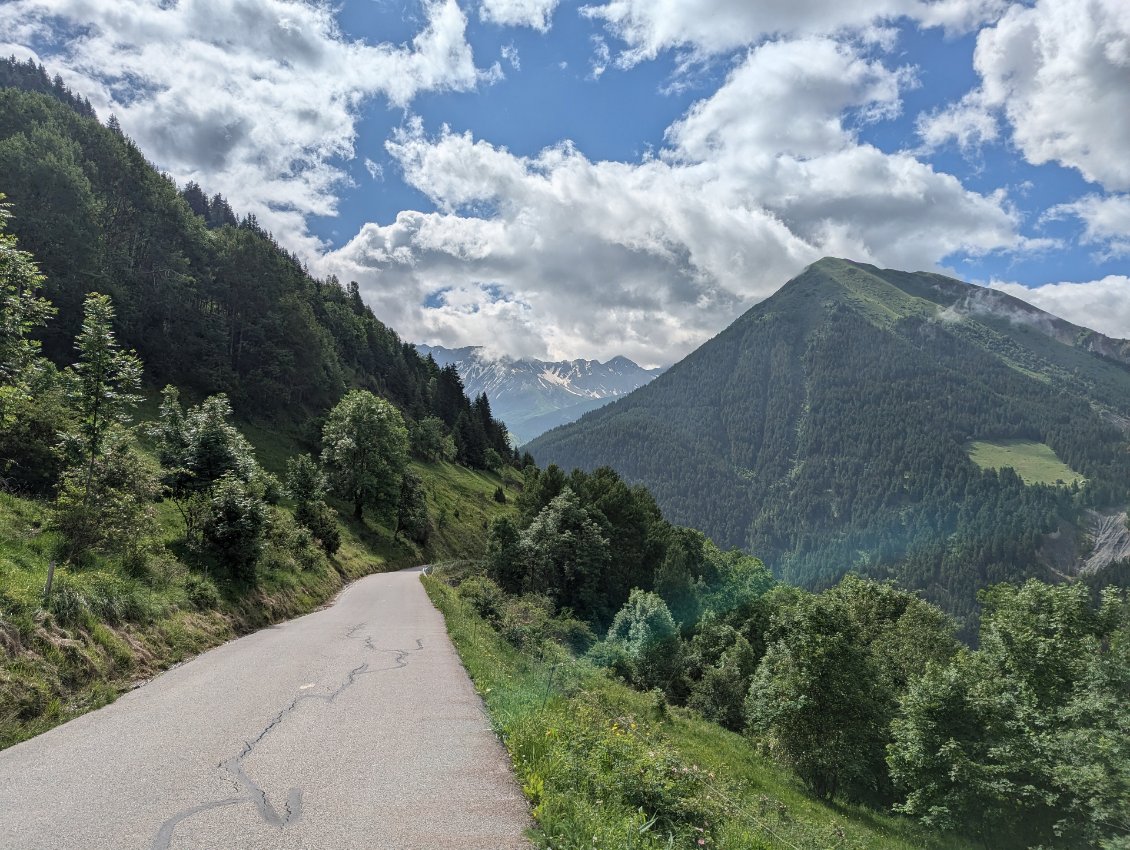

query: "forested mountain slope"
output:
529 257 1130 623
0 58 508 463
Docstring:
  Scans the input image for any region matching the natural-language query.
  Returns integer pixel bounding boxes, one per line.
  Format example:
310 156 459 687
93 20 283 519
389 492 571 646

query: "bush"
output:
202 473 267 581
458 575 506 624
184 572 220 610
546 614 597 654
499 594 554 651
295 500 341 556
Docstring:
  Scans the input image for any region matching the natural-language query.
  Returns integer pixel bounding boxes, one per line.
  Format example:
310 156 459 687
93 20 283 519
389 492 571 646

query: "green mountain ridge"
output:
529 257 1130 624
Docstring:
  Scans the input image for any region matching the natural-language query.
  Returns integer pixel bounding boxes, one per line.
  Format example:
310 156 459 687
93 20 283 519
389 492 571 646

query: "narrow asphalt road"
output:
0 567 532 850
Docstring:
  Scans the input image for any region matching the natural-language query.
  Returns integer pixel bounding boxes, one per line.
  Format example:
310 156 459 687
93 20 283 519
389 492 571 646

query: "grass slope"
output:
424 575 973 850
0 425 517 750
968 440 1085 486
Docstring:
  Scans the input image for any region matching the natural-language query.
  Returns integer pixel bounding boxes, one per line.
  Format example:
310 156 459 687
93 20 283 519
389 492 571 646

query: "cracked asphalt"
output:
0 567 532 850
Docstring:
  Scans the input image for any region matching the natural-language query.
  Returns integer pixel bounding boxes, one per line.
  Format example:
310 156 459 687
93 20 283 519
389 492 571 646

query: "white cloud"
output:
318 38 1029 364
580 0 1008 66
364 159 385 182
590 36 611 79
1046 194 1130 257
5 0 491 254
971 0 1130 191
991 278 1130 339
480 0 560 31
501 43 521 70
916 90 999 151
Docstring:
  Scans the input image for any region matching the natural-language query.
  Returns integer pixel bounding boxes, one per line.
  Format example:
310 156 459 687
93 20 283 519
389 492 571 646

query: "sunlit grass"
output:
967 439 1084 486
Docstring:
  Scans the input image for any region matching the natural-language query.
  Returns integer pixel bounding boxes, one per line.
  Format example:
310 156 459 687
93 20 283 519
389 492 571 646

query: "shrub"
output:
184 572 220 610
458 575 506 624
295 500 341 556
499 594 554 651
602 589 683 693
202 473 267 581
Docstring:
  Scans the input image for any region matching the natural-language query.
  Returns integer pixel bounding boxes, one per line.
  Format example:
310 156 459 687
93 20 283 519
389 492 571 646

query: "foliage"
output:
295 500 341 556
528 259 1130 625
286 454 340 554
685 621 759 732
888 581 1130 848
321 390 408 522
0 194 54 420
201 472 268 581
53 429 159 559
0 195 65 493
395 470 430 544
152 387 260 541
746 592 890 802
601 589 683 693
410 415 454 462
425 574 975 850
61 293 142 466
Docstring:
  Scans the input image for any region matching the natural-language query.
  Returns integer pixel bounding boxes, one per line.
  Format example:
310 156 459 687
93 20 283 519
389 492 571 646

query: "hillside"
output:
0 60 508 468
417 344 664 444
528 258 1130 623
0 61 520 747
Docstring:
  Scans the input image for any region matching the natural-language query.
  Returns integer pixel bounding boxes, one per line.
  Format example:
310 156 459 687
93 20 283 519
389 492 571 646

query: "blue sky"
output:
3 0 1129 364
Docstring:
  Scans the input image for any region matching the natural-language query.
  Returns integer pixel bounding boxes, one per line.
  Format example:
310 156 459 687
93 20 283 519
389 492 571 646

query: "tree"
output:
62 293 142 508
745 592 890 802
888 581 1125 847
286 454 327 505
0 194 66 493
321 390 408 522
485 516 524 593
53 429 159 559
603 589 683 692
0 193 54 421
286 454 340 555
203 472 267 581
685 615 760 731
518 488 611 620
410 415 454 462
152 388 260 541
395 470 429 544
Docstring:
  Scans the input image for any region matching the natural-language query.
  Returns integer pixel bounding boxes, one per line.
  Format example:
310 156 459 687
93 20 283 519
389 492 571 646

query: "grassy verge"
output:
0 452 517 750
424 574 975 850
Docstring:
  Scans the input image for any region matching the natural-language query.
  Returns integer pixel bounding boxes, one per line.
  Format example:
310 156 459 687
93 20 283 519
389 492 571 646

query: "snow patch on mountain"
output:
415 344 665 444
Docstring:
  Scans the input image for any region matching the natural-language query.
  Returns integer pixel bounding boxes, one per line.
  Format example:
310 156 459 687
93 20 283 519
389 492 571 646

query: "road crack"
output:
150 627 425 849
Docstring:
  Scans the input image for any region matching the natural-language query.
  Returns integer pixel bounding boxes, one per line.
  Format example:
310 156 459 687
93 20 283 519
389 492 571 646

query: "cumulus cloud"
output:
5 0 492 253
1046 194 1130 258
480 0 560 31
916 90 999 151
992 278 1130 339
317 38 1030 364
967 0 1130 191
580 0 1008 65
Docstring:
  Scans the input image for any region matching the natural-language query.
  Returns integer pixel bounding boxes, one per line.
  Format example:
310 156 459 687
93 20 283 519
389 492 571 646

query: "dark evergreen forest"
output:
0 58 510 468
530 258 1130 626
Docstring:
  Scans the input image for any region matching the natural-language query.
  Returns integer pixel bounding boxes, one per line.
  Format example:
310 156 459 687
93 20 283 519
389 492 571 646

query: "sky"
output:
2 0 1129 366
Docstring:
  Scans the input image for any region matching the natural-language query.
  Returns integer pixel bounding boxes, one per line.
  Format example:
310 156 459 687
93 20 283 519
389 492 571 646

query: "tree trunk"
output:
354 497 363 521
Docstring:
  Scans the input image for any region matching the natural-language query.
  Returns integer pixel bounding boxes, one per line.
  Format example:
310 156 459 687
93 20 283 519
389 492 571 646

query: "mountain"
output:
415 344 664 444
528 258 1130 625
0 59 512 470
